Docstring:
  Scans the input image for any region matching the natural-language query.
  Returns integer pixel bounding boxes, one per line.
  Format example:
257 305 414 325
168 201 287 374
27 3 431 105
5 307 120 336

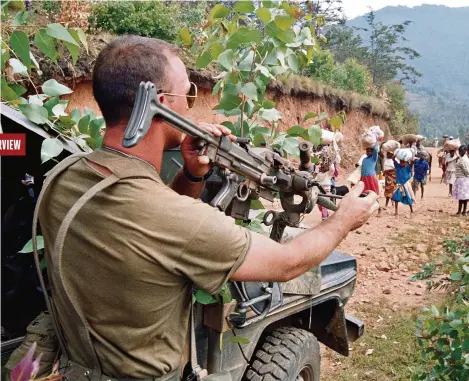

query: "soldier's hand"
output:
334 182 379 231
180 123 236 177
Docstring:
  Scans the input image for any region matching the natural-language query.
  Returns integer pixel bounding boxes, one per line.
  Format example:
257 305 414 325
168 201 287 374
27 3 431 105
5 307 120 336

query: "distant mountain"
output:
347 4 469 139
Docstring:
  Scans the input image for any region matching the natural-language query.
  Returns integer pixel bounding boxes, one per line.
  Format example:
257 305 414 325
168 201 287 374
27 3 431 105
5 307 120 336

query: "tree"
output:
324 24 368 63
362 9 421 86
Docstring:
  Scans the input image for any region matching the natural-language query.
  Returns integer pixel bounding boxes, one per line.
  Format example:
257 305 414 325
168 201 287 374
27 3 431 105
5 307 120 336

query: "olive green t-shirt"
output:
39 149 251 378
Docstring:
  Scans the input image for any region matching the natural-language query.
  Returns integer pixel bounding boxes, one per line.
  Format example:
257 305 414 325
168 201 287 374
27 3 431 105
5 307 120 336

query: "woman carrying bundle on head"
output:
392 149 416 216
381 140 400 208
452 145 469 216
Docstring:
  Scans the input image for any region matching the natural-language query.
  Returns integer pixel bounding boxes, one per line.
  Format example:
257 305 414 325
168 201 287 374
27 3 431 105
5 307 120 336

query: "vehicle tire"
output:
244 326 320 381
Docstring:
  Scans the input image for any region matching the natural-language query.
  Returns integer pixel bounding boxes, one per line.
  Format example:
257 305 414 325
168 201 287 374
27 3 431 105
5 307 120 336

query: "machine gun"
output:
122 81 338 242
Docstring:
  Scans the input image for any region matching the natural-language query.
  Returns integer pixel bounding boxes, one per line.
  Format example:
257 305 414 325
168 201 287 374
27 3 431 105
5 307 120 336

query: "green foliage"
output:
1 7 105 162
88 1 208 42
386 82 419 136
186 1 345 158
410 263 437 281
412 236 469 380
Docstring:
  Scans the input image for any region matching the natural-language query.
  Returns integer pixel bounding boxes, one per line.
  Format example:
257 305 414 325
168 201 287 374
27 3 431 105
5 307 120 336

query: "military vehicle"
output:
1 105 363 380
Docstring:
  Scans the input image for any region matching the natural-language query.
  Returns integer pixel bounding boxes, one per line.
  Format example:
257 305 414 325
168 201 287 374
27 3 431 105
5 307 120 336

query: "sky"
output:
340 0 469 19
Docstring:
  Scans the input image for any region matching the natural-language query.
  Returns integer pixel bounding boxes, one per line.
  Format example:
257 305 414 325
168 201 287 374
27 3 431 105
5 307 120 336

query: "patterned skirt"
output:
453 177 469 200
392 181 415 205
446 170 456 185
384 169 396 198
360 175 379 194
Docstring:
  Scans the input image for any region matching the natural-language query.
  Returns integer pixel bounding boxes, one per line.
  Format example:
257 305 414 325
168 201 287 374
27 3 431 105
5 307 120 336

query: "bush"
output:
412 236 469 381
303 51 372 95
88 1 207 42
386 82 419 136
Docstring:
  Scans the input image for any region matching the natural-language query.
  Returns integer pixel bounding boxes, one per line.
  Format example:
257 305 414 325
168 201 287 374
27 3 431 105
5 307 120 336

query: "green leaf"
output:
229 336 250 345
217 49 234 71
218 93 243 111
252 132 266 147
211 4 230 19
259 108 282 122
95 135 103 149
42 79 73 96
76 29 88 53
18 104 49 124
43 96 60 116
9 58 27 75
221 121 237 134
212 80 223 95
241 82 258 101
307 125 322 147
282 137 300 157
12 10 30 26
52 103 67 117
431 305 440 317
10 31 31 70
234 1 254 13
46 23 79 46
34 29 57 63
317 111 328 121
196 51 212 70
194 289 217 305
19 236 44 253
303 112 318 121
274 15 295 31
65 29 80 65
250 199 265 210
9 83 27 97
329 115 342 129
247 220 268 235
463 264 469 274
255 64 274 79
226 28 263 49
449 272 462 281
58 115 76 129
1 78 19 101
276 30 296 43
287 54 299 73
39 257 47 271
83 107 96 119
179 28 192 46
287 125 306 137
70 108 81 123
256 7 271 22
262 100 275 109
210 42 224 60
219 284 232 304
262 1 275 8
1 40 10 71
78 114 91 134
266 21 281 38
89 118 105 139
41 138 64 163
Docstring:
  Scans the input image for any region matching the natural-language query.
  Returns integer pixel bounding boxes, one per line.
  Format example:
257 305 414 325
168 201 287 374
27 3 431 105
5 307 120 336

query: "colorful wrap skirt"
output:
392 181 415 205
453 177 469 200
360 174 380 194
384 169 396 198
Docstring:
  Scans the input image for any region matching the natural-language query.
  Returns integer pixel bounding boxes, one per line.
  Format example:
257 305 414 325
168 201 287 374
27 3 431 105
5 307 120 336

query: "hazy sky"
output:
341 0 469 19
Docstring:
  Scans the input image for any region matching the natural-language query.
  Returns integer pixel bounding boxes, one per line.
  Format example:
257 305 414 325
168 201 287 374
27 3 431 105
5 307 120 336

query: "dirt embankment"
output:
66 82 390 170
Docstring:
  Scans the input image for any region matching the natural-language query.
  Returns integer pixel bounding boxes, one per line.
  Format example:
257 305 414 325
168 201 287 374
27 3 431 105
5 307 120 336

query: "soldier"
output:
36 36 378 380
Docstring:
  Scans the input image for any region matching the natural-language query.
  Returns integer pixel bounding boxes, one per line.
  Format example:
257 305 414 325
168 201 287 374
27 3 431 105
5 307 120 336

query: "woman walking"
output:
392 152 416 216
453 145 469 216
383 151 396 208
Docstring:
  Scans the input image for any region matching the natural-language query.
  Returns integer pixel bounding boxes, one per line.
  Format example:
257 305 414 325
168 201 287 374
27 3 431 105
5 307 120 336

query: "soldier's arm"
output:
231 182 378 282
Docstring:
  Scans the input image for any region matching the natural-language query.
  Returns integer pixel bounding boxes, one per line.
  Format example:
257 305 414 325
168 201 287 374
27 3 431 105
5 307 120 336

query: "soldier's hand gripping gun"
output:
122 82 337 240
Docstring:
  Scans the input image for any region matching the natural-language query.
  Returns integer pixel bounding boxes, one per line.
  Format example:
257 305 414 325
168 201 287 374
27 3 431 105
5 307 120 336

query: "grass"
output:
323 300 420 381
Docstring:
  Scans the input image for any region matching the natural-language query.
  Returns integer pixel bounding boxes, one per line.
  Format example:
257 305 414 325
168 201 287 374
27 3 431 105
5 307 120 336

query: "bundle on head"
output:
400 134 418 146
360 131 376 149
445 138 461 150
395 148 413 162
381 140 401 153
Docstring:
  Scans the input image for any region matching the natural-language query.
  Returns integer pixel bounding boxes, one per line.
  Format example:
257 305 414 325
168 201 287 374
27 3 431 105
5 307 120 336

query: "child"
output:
453 145 469 216
360 142 380 194
445 150 458 196
412 153 429 199
392 154 415 216
383 151 396 207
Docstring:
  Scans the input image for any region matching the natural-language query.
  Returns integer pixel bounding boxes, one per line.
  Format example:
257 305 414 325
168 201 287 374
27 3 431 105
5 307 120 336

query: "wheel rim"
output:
296 365 314 381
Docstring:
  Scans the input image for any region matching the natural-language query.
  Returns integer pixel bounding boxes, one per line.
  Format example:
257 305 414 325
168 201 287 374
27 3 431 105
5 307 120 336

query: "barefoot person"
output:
392 153 415 216
412 152 429 199
445 149 458 196
453 145 469 216
360 142 381 213
383 151 396 207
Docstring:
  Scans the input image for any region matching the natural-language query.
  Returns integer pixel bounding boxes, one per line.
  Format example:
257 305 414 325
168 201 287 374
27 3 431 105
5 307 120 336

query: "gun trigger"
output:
196 140 206 156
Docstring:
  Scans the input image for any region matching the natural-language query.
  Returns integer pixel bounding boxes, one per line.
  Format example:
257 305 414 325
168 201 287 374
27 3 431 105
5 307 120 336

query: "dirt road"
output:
307 148 469 378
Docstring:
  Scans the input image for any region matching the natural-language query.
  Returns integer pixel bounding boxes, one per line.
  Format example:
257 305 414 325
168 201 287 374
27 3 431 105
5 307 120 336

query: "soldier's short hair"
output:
93 35 180 125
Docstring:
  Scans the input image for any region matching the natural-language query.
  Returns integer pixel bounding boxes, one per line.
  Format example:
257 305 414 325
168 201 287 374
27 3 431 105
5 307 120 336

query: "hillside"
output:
346 4 469 139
